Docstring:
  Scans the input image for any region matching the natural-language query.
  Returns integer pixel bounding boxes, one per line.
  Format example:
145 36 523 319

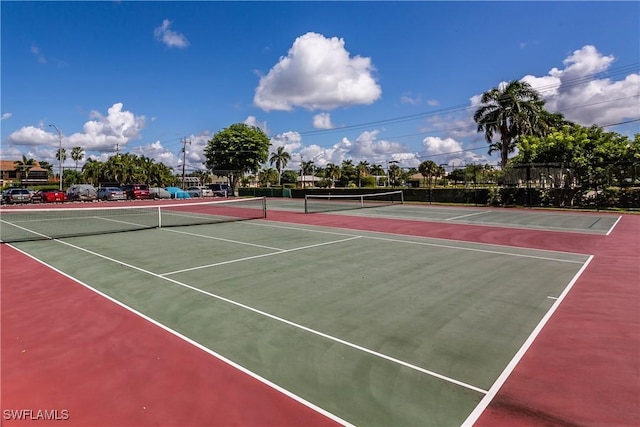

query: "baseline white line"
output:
46 238 487 395
445 211 492 221
461 255 594 426
160 236 361 276
6 244 354 427
605 215 622 236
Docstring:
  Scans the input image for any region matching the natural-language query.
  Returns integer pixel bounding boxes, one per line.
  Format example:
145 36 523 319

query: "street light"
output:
49 124 63 191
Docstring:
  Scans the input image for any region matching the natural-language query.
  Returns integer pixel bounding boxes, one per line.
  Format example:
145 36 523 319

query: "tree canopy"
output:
204 123 271 192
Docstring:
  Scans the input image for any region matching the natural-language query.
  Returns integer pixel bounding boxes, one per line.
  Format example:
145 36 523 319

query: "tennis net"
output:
304 190 404 214
0 197 267 243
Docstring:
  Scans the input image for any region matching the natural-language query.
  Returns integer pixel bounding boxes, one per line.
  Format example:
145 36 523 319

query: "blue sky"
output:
2 1 639 174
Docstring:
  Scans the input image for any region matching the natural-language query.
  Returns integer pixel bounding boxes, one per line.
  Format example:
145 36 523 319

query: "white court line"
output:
461 255 594 426
605 215 622 236
0 218 51 240
160 236 362 276
445 210 492 221
39 237 488 395
7 244 354 427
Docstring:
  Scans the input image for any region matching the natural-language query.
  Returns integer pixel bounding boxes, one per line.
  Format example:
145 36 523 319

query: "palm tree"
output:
14 155 36 185
269 146 291 185
38 161 54 179
473 80 546 167
82 159 103 185
71 146 84 171
55 148 67 179
356 161 370 187
418 160 438 187
301 160 315 176
258 167 278 187
325 163 341 187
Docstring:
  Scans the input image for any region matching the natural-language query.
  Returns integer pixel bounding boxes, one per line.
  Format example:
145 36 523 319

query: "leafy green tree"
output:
281 170 298 185
63 169 83 186
473 80 546 167
205 123 270 192
388 163 402 187
14 155 36 185
71 146 84 171
269 146 291 185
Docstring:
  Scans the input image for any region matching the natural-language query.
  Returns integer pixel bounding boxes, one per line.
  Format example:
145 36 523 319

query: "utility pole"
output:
115 143 120 156
181 137 191 189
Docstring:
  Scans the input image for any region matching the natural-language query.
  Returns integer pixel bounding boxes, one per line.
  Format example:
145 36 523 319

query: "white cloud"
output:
254 32 381 111
270 131 303 155
313 112 334 129
154 19 189 49
65 103 146 151
519 45 638 127
421 136 487 166
244 116 269 134
1 112 13 121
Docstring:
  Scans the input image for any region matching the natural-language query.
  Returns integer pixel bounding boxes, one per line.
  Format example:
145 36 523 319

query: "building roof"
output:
0 160 47 172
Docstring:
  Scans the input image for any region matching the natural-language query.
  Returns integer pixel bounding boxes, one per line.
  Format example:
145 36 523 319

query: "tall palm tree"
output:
269 146 291 185
356 161 370 187
55 147 67 177
418 160 438 187
473 80 546 167
71 146 84 171
301 160 315 176
325 163 341 187
14 155 36 185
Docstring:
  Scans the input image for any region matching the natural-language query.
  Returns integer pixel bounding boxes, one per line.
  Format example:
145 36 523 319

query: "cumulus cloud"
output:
254 32 381 111
64 103 146 151
154 19 189 48
422 136 487 166
244 115 269 134
270 131 303 155
518 45 637 126
313 112 334 129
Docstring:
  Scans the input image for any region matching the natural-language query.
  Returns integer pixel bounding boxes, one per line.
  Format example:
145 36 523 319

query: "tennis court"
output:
2 197 638 426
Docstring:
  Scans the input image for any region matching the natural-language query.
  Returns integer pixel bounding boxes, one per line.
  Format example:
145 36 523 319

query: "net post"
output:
158 206 162 228
360 195 364 207
262 196 267 218
400 190 404 204
304 195 309 214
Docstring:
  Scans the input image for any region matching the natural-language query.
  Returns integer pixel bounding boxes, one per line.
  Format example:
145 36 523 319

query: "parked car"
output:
165 187 191 199
36 188 67 203
66 184 98 202
208 183 231 197
186 186 214 198
1 188 32 204
121 184 151 200
149 187 171 199
97 187 127 201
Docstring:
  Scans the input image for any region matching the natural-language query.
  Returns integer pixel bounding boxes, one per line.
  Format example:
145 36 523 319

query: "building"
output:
0 160 50 187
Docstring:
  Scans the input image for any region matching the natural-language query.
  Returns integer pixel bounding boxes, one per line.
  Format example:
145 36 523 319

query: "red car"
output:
36 189 67 203
121 184 151 200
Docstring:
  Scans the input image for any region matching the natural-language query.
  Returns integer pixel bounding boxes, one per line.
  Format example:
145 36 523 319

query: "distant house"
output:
297 174 322 188
0 160 49 187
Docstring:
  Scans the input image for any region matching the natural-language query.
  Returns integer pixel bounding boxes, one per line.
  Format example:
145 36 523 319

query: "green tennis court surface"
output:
9 218 591 426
